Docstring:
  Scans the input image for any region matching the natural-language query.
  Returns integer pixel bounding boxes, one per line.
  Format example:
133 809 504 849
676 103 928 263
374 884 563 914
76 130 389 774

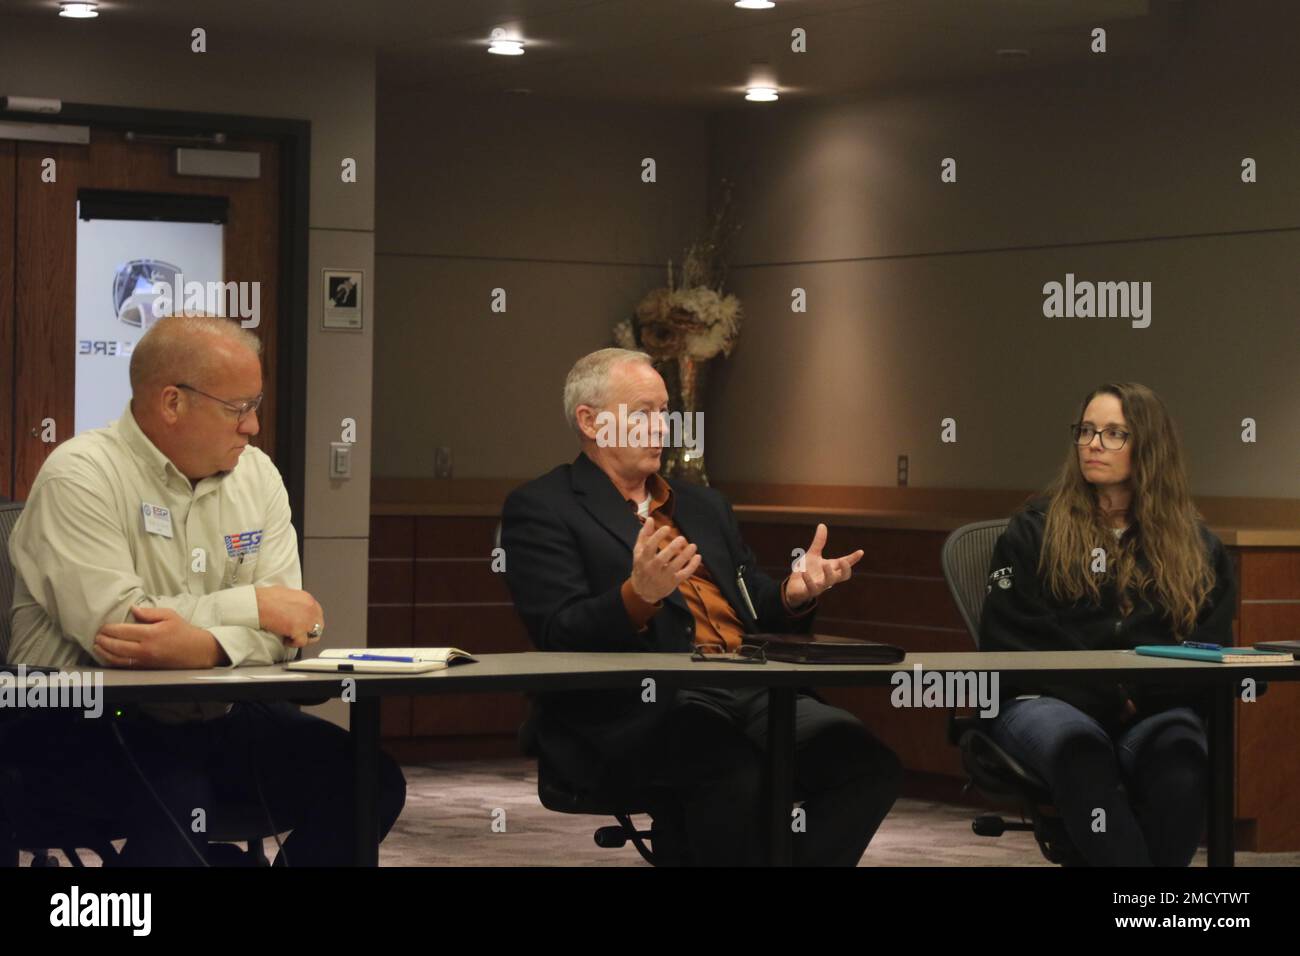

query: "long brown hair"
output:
1039 382 1214 637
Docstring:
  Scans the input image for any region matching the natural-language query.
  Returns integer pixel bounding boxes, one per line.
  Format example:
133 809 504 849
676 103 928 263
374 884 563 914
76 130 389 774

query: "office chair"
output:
0 501 273 867
940 518 1083 866
523 716 684 865
495 522 679 865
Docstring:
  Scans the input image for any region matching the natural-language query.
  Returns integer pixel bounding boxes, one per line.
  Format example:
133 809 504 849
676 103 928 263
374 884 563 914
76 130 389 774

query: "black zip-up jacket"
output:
978 497 1237 727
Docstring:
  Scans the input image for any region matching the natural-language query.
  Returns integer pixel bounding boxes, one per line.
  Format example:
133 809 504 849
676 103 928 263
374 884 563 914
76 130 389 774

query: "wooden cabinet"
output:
1232 549 1300 850
367 515 530 761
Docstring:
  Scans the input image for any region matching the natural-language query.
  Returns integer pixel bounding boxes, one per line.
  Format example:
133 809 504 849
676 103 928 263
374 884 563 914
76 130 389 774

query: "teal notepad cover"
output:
1135 645 1287 663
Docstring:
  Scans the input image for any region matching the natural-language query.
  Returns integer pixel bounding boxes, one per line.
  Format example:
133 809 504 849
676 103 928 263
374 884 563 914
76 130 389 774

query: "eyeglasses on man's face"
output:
176 383 263 421
1071 422 1130 450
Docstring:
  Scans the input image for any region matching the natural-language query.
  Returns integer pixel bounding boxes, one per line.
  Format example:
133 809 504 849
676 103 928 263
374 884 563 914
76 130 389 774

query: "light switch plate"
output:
330 442 352 479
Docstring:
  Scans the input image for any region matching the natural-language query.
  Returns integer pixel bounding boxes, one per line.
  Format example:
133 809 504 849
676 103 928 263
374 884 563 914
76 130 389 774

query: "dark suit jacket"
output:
501 452 815 787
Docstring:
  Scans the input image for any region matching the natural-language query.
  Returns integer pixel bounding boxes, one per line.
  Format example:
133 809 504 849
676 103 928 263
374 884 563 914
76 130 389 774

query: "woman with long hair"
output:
979 382 1236 866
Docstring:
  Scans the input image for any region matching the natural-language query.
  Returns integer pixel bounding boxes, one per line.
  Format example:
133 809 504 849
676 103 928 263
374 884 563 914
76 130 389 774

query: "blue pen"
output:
347 653 417 663
1183 642 1222 651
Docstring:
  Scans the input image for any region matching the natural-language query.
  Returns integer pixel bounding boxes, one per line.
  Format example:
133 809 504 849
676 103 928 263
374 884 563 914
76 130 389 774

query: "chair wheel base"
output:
973 815 1035 838
593 825 629 849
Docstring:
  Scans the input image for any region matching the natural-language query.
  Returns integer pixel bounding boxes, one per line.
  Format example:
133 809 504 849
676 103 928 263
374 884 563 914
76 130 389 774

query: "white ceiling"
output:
0 0 1264 107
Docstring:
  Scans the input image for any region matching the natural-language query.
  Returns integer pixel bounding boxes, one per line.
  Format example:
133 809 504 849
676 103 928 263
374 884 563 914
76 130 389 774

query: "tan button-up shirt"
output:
8 402 300 720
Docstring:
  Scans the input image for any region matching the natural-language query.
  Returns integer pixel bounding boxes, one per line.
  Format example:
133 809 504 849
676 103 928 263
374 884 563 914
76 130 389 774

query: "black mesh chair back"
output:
939 516 1082 864
940 518 1009 647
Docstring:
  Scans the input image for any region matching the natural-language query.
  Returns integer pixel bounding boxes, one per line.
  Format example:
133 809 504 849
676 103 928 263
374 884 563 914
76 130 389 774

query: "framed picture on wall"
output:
322 268 363 330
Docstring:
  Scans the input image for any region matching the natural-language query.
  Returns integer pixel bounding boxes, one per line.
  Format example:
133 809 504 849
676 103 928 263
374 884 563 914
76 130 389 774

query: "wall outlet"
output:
435 446 453 479
897 454 909 487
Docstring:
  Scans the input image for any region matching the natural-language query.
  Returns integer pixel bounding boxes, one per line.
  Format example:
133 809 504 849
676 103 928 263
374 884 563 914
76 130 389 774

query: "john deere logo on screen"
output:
111 259 262 329
113 259 181 330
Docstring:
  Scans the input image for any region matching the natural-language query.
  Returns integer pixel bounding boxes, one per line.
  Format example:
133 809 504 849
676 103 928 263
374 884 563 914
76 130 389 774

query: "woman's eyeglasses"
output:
1071 423 1130 450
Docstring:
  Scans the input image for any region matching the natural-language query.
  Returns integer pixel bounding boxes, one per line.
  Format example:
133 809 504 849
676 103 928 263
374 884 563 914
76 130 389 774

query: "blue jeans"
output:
989 696 1207 866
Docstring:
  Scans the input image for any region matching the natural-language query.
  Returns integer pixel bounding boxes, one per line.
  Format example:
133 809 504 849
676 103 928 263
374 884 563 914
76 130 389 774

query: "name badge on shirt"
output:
140 502 174 538
224 530 263 559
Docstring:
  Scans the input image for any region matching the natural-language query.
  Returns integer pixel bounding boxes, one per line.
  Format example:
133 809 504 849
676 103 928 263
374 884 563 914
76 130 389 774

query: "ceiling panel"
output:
0 0 1284 107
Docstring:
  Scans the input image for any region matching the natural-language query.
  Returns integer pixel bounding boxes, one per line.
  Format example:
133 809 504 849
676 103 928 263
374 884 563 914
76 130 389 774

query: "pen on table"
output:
1183 642 1222 650
347 653 417 663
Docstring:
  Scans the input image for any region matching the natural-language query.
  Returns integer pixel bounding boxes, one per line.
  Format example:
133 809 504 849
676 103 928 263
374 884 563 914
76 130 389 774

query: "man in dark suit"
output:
502 347 901 865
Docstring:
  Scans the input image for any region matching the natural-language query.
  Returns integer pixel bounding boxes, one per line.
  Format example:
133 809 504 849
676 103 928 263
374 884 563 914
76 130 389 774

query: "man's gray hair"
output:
562 347 652 436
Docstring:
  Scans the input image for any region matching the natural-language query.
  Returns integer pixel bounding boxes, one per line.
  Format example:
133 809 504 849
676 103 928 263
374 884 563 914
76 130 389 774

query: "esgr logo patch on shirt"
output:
224 530 263 559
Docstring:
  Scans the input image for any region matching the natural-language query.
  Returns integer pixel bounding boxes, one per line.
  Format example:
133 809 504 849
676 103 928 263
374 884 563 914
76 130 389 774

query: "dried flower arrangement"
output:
612 180 742 484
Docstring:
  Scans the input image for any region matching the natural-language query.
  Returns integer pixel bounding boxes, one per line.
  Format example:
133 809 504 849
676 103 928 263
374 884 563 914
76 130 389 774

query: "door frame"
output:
0 102 310 557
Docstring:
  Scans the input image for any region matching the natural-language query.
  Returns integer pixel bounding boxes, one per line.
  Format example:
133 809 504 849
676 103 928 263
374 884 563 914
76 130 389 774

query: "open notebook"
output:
287 648 477 674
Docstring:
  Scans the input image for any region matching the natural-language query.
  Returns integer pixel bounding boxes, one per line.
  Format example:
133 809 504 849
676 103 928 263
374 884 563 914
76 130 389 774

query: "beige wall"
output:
708 10 1299 498
0 19 377 725
373 6 1297 501
374 92 709 478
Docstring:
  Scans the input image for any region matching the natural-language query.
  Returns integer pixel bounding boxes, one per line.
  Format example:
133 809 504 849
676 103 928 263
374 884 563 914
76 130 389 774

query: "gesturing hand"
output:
784 523 864 608
630 516 702 604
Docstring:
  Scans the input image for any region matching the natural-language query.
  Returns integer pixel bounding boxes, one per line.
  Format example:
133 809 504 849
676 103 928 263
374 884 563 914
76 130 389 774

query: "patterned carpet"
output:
19 757 1300 866
379 759 1300 867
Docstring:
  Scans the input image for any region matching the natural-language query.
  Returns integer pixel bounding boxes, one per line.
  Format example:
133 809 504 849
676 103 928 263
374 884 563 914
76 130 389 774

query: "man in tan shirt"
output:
4 315 405 865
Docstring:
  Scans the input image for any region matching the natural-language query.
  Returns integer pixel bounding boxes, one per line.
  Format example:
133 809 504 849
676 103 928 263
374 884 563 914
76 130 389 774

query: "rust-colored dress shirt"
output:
618 473 811 649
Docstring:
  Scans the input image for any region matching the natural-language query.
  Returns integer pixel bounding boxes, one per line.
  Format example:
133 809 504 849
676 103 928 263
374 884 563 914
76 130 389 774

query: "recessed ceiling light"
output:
488 29 525 55
735 0 776 8
58 1 98 17
746 86 779 102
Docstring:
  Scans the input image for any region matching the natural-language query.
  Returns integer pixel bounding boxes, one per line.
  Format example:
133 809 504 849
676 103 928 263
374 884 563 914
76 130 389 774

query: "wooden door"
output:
6 129 281 499
0 141 13 500
13 141 87 498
